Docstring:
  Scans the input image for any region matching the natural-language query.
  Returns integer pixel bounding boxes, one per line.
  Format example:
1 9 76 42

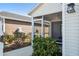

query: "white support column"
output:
0 17 3 36
62 3 65 56
0 17 4 56
2 18 5 34
41 16 44 37
32 17 34 45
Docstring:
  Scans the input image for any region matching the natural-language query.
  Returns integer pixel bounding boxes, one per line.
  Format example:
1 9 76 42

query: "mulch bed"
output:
4 42 31 52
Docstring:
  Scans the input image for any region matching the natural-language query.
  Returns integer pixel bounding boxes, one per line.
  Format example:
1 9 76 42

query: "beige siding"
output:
30 3 62 16
5 19 49 37
63 4 79 56
44 26 49 37
35 25 49 37
5 19 32 35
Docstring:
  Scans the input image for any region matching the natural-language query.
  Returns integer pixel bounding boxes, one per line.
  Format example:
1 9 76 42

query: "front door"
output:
51 21 62 39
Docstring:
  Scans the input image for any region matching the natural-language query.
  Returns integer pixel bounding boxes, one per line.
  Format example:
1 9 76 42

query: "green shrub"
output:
32 36 61 56
0 34 14 44
14 30 25 38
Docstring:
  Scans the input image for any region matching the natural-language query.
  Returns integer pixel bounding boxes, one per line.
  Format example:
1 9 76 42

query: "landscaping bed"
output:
4 42 31 52
0 30 31 52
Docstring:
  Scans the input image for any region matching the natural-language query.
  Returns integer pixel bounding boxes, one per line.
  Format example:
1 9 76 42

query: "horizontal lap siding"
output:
5 19 49 37
63 4 79 56
5 19 32 35
64 14 79 55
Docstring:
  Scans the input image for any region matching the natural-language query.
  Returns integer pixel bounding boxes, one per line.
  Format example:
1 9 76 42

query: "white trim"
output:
44 20 50 24
2 18 5 33
34 19 42 21
41 16 44 37
51 19 61 22
62 3 65 56
32 17 34 46
34 19 50 24
28 4 42 15
0 17 3 36
0 15 31 23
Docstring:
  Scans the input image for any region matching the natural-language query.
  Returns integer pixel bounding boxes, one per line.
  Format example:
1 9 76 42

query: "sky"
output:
0 3 38 16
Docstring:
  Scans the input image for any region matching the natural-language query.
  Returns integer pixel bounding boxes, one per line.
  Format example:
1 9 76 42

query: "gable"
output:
29 3 62 17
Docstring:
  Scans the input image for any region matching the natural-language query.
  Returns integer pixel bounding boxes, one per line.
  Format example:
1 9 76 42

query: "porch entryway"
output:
32 12 62 41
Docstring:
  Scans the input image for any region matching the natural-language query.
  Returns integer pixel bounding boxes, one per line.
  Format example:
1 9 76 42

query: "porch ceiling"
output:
33 12 62 22
44 12 62 21
33 12 62 26
34 20 50 25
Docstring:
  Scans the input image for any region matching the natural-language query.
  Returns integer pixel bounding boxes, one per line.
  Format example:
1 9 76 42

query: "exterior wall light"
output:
67 3 75 13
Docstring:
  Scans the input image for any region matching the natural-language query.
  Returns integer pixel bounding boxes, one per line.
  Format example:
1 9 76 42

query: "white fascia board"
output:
28 3 42 15
0 15 31 23
34 19 42 21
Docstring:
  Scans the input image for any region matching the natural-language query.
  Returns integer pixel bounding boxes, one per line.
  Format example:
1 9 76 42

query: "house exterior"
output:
29 3 62 55
63 3 79 56
0 11 49 56
0 3 79 56
29 3 62 38
0 11 32 35
29 3 79 56
0 11 33 56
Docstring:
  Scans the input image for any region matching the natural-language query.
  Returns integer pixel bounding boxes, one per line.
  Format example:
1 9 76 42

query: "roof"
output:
28 3 43 15
28 3 62 17
0 11 31 22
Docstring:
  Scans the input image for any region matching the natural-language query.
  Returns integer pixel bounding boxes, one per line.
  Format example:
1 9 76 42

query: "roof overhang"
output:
28 3 62 17
0 11 31 22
